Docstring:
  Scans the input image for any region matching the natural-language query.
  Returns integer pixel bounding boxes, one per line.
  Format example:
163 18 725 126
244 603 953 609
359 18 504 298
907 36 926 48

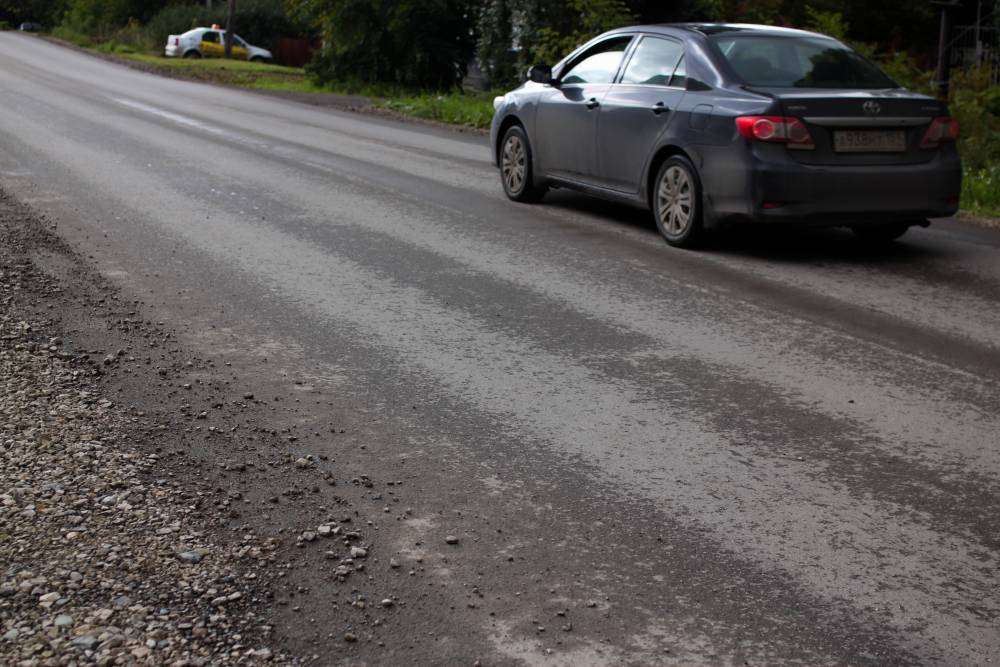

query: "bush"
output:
949 66 1000 173
949 69 1000 216
293 0 476 90
131 4 214 52
60 0 132 42
962 166 1000 217
51 24 93 47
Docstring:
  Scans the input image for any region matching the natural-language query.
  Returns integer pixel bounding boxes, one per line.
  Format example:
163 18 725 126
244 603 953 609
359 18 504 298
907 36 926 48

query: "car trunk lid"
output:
754 88 948 165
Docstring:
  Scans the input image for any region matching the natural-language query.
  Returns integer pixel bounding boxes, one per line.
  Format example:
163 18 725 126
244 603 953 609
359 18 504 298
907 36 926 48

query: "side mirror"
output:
528 64 553 85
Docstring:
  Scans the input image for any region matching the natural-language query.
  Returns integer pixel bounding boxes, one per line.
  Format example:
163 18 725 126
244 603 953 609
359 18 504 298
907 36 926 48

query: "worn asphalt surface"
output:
1 33 998 666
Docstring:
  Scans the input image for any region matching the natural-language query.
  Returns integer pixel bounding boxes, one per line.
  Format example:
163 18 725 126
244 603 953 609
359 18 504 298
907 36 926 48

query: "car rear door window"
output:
202 31 220 43
560 37 632 85
620 37 684 86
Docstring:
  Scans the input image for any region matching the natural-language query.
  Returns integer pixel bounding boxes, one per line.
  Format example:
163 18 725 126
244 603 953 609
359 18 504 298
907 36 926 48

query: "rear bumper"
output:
704 144 962 226
164 45 180 58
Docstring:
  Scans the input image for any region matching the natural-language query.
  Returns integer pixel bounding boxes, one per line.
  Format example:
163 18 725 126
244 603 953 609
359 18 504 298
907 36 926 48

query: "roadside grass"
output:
962 166 1000 218
379 92 498 129
117 52 313 89
49 30 497 128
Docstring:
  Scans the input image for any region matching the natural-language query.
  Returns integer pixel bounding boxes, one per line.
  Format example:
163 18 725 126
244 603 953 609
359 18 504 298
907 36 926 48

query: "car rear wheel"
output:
851 222 910 244
653 156 703 248
183 50 201 59
500 126 546 203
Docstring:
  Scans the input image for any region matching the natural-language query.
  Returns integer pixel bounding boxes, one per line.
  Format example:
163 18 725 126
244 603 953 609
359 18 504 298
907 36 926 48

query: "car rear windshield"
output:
710 34 896 89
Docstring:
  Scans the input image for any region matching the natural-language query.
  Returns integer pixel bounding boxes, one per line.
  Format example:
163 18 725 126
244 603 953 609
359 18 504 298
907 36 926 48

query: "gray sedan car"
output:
490 23 962 247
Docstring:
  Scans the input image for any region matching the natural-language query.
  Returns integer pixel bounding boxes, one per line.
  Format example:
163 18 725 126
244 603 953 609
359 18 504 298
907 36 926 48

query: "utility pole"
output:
224 0 235 58
932 1 959 100
206 0 212 9
974 0 983 65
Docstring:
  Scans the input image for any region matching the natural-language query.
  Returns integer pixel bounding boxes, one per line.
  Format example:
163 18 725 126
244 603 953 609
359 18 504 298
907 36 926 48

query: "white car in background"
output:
165 26 272 62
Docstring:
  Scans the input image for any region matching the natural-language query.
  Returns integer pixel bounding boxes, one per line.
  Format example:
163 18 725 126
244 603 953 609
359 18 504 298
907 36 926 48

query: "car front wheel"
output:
653 156 704 248
500 125 546 203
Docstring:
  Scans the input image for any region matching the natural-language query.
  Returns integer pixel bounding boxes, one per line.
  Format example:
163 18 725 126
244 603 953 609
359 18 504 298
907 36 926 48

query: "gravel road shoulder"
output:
0 188 406 664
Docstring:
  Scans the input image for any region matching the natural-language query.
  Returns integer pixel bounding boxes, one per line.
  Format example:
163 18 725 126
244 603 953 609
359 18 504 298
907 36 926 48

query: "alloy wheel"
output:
657 165 693 235
502 135 526 195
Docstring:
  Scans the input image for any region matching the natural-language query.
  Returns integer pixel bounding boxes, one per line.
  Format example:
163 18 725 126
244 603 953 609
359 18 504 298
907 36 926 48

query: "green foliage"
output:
877 51 934 94
53 0 301 53
476 0 517 87
0 20 9 30
962 166 1000 217
132 4 216 51
59 0 172 41
289 0 478 89
51 24 94 47
804 7 847 39
0 0 69 27
132 1 302 53
535 0 634 66
475 0 576 87
950 67 1000 173
937 66 1000 217
94 40 136 54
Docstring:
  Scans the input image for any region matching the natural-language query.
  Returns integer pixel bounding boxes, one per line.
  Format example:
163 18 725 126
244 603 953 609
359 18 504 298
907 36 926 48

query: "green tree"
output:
0 0 69 27
59 0 178 40
476 0 633 86
288 0 479 89
477 0 516 86
535 0 634 65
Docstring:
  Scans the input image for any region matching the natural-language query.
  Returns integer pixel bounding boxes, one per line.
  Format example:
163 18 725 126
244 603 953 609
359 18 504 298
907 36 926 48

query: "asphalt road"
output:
2 33 999 666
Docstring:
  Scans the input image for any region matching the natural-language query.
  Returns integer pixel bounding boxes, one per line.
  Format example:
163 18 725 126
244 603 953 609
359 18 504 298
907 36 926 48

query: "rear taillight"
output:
920 116 959 148
172 37 179 46
736 116 815 150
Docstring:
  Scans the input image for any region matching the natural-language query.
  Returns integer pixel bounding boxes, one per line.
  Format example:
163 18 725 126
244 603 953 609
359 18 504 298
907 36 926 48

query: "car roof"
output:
185 27 232 34
605 23 829 40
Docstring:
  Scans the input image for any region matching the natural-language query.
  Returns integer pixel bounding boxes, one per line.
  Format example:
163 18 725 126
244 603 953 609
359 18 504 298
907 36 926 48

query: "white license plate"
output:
833 130 907 153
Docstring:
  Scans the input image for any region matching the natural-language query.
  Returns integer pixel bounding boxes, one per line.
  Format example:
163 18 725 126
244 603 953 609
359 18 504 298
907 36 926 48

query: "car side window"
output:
560 37 633 85
620 37 684 86
202 31 220 44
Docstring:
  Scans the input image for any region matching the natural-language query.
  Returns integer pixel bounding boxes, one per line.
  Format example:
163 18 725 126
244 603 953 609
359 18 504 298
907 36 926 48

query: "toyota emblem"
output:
862 101 881 115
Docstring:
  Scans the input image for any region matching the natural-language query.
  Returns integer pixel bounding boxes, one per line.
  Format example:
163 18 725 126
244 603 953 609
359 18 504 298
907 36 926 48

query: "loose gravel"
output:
0 184 492 664
1 288 297 664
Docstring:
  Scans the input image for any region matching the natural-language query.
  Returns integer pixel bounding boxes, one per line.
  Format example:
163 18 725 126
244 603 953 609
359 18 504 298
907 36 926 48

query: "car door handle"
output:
585 97 600 110
651 102 670 115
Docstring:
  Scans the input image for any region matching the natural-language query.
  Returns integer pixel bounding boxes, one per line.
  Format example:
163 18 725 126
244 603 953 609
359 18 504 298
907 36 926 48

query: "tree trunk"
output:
224 0 236 59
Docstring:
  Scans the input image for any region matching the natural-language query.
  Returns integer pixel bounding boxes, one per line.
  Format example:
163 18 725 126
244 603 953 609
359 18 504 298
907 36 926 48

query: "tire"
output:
250 56 263 63
499 125 547 203
652 155 704 248
851 222 910 244
183 50 201 59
